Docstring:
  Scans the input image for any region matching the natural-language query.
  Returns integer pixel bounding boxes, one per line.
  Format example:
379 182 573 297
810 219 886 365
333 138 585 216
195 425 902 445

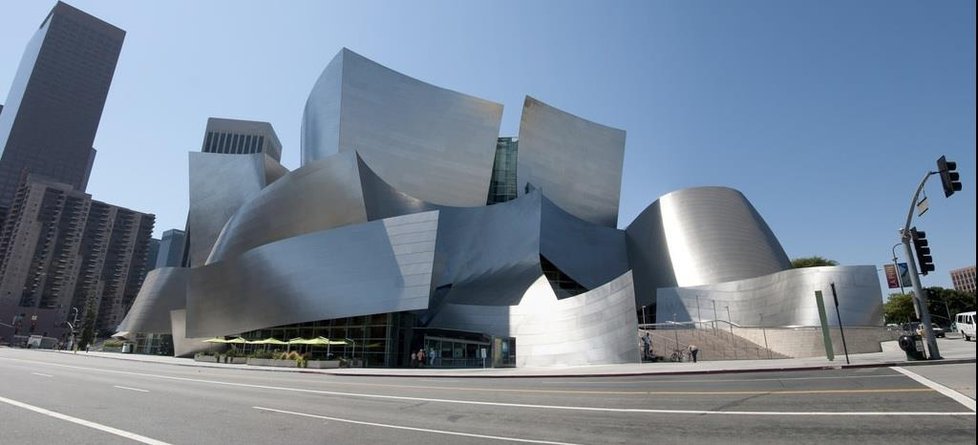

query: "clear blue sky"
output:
1 1 974 291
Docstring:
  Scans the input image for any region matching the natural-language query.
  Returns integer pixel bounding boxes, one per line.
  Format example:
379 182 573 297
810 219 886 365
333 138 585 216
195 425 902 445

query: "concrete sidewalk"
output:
33 336 976 378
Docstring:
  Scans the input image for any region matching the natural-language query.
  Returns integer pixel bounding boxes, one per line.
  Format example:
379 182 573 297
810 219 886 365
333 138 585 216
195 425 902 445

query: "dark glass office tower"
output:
0 2 125 207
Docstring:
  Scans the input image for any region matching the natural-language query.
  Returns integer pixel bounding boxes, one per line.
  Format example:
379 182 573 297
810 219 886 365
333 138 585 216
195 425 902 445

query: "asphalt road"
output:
0 348 974 444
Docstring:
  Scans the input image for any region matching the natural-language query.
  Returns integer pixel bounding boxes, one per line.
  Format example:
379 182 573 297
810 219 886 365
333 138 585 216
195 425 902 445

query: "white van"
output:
955 311 976 341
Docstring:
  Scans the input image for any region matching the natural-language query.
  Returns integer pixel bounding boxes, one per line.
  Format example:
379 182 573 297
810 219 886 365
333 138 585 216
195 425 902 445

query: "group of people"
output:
640 331 699 363
409 348 436 367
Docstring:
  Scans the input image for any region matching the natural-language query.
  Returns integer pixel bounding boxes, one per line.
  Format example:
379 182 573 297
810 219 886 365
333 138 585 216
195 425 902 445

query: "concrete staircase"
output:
642 326 789 362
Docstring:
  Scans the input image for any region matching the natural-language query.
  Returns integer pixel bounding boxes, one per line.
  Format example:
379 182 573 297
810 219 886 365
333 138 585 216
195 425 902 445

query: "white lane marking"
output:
891 366 976 412
32 372 53 377
255 406 581 444
113 385 149 393
0 395 171 445
540 374 905 385
2 356 974 417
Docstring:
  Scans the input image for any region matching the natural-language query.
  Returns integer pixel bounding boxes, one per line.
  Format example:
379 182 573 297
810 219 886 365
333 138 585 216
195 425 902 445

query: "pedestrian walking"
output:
410 351 417 368
688 344 699 363
417 348 426 368
640 334 650 360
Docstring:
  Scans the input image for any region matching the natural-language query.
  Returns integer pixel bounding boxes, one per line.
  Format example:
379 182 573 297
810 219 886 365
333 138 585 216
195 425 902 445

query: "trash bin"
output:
898 334 925 360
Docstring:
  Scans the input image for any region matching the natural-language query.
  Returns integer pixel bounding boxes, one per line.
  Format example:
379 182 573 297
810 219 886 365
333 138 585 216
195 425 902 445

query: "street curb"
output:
24 348 975 379
319 358 978 379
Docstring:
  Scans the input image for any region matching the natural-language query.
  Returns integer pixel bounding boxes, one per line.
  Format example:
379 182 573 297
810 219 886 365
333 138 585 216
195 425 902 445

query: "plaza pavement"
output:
33 334 976 379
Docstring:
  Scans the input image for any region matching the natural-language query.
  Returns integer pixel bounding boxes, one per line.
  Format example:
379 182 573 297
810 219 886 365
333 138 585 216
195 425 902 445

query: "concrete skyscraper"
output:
0 2 125 209
201 118 283 162
0 3 153 349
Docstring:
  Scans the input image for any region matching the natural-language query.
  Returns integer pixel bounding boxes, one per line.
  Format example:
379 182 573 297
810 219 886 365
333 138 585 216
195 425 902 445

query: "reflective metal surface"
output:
517 96 626 227
206 152 367 264
432 191 543 308
116 267 189 334
188 152 271 266
170 309 220 358
430 272 639 367
626 186 791 306
302 48 503 207
186 211 438 338
656 266 884 327
120 49 886 367
207 151 437 264
540 196 628 290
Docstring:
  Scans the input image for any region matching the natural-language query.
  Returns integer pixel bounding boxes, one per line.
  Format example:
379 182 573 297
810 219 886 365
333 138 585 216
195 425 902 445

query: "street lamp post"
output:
725 305 736 360
712 300 719 336
899 170 942 359
759 312 770 359
68 307 79 351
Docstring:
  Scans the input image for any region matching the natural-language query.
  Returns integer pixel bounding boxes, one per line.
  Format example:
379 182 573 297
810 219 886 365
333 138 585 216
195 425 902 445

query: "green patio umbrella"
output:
249 337 287 351
289 337 348 356
249 338 287 345
202 337 229 344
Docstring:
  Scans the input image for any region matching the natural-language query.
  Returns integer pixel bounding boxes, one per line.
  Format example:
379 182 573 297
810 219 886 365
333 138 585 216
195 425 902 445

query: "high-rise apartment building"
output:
0 176 153 342
201 117 283 162
950 266 976 294
0 2 125 208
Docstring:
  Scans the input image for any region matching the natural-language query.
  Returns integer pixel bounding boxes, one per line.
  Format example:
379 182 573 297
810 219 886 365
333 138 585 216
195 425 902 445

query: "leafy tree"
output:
78 298 97 350
883 293 915 324
925 287 976 326
883 287 975 326
791 256 839 268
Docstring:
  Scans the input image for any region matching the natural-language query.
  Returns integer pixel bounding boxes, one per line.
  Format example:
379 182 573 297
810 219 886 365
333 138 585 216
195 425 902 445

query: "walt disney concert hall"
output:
117 48 883 367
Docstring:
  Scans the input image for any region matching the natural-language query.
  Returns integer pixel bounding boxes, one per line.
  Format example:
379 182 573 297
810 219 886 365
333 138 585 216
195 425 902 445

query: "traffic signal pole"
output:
900 171 941 359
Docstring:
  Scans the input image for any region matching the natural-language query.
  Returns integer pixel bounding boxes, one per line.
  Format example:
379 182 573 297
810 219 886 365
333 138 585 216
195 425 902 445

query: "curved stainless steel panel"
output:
188 152 269 266
170 309 221 358
656 266 884 327
302 48 503 207
207 151 439 264
187 211 438 338
626 186 791 305
433 191 543 307
116 267 189 334
430 272 639 367
517 96 626 227
206 151 367 264
540 196 628 290
624 199 673 307
263 154 289 185
358 154 438 221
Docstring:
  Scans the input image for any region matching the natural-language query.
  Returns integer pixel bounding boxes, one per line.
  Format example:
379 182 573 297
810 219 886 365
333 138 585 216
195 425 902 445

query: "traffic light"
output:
910 227 935 275
937 155 962 198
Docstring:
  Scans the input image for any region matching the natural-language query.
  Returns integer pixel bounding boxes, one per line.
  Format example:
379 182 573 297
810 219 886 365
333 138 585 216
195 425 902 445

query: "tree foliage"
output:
791 256 839 268
883 287 976 326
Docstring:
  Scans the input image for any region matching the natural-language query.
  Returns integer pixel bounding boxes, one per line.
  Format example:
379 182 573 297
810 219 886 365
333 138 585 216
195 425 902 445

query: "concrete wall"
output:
730 326 900 358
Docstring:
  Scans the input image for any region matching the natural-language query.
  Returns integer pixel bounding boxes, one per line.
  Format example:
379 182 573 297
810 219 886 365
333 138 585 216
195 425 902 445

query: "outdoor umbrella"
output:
249 337 287 352
249 338 287 345
289 337 348 356
202 337 229 344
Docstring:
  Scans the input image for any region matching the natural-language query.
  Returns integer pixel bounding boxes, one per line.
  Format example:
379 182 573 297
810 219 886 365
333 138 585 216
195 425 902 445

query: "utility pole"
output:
898 157 960 360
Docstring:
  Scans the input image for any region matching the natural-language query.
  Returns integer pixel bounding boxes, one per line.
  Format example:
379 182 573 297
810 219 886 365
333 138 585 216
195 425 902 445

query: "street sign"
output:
897 262 912 287
916 196 929 217
884 264 900 289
